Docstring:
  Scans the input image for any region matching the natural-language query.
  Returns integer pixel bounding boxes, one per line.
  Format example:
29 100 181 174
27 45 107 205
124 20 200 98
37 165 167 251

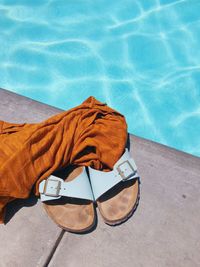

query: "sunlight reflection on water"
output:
0 0 200 156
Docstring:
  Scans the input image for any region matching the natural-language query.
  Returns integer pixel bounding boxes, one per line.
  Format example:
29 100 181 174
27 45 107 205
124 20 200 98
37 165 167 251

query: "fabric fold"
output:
0 96 127 223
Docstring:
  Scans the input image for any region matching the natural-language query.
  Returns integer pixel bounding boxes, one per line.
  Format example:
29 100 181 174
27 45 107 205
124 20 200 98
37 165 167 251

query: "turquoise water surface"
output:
0 0 200 156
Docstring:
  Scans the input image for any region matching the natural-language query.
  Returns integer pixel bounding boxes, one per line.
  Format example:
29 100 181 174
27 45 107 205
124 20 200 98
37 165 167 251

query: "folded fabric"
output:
0 96 127 223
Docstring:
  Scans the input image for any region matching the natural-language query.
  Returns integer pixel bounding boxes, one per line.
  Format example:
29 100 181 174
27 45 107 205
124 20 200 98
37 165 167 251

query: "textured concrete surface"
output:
0 88 200 267
49 136 200 267
0 89 63 267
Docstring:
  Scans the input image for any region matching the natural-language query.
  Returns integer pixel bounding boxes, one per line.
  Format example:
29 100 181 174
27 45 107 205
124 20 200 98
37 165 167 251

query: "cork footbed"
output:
43 167 95 233
97 178 139 225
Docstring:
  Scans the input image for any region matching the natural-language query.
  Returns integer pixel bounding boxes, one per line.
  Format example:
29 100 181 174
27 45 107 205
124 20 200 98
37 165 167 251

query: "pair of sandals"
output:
39 148 140 233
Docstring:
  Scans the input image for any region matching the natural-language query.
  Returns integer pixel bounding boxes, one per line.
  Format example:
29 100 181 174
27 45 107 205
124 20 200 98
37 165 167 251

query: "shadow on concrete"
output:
4 191 38 224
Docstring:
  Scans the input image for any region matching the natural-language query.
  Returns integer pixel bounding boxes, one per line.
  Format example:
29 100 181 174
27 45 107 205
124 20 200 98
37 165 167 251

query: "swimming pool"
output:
0 0 200 157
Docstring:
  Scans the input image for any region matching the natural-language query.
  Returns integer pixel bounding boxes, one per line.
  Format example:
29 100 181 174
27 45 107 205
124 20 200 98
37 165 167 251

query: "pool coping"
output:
1 87 199 161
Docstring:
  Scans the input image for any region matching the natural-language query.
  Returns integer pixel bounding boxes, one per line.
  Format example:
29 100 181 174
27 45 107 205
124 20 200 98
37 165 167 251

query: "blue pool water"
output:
0 0 200 157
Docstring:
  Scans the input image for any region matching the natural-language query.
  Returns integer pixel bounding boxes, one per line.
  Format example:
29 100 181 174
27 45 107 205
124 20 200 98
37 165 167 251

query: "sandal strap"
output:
39 167 94 202
88 149 139 200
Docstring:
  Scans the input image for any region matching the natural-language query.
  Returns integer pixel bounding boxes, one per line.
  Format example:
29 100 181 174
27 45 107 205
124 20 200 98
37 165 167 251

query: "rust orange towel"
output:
0 97 127 223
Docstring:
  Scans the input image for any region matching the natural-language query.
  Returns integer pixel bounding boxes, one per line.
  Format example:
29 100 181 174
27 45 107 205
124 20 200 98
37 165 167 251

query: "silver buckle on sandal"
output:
43 178 61 197
117 160 136 181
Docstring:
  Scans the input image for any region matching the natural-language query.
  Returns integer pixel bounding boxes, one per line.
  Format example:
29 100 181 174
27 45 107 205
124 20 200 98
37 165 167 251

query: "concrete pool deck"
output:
0 88 199 267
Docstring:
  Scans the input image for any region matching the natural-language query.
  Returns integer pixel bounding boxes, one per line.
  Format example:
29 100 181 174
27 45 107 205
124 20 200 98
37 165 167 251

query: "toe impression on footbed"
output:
88 149 140 225
40 166 95 233
97 179 139 225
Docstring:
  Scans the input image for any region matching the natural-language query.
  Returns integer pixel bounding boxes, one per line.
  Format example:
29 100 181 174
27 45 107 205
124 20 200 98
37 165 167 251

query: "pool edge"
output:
1 87 199 162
